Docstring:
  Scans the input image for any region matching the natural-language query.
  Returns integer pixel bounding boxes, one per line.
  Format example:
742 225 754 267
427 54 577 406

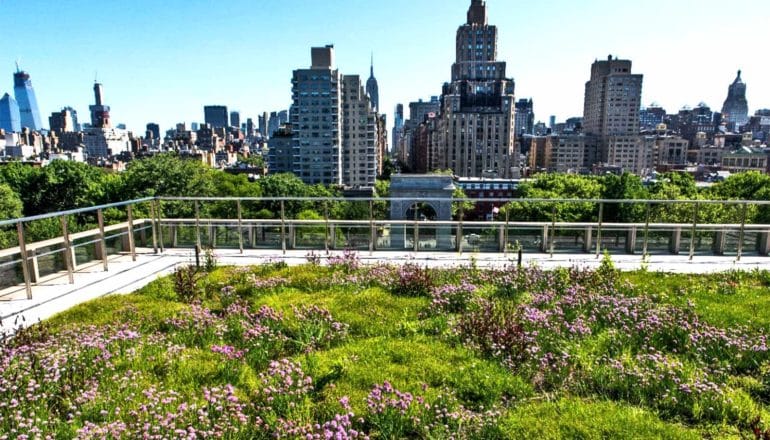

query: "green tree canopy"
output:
505 174 603 222
0 183 23 220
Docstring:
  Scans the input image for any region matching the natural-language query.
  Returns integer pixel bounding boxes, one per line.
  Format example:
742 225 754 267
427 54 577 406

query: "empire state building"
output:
436 0 517 178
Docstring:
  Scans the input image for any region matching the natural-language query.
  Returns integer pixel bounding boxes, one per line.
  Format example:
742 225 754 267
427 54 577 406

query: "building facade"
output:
290 45 343 185
268 124 294 174
13 69 42 131
721 71 749 130
514 98 534 137
341 74 378 188
365 55 380 112
204 106 229 129
582 56 644 173
0 93 21 133
436 0 517 178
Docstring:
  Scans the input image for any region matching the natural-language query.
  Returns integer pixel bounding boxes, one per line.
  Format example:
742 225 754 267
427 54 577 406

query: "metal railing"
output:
1 196 769 300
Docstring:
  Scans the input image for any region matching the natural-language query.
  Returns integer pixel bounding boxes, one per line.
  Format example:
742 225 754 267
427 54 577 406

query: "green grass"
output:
498 398 703 439
623 271 770 329
11 264 770 438
301 335 534 414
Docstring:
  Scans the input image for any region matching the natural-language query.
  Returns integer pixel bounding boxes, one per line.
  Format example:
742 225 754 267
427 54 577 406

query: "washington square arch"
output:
389 175 455 250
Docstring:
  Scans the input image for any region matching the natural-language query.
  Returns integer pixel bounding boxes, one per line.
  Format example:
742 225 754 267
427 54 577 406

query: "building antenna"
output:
15 59 21 72
94 70 98 83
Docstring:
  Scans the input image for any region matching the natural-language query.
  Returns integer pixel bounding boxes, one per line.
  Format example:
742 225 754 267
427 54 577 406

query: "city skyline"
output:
3 0 769 134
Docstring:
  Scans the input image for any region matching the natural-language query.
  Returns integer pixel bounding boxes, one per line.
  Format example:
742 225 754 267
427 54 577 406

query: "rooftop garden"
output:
2 253 770 439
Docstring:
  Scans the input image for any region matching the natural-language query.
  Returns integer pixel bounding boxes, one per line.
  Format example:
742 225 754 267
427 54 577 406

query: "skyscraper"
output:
436 0 517 177
342 74 378 188
83 82 130 158
90 83 111 128
230 111 241 129
0 93 21 133
721 70 749 129
366 54 380 112
204 106 229 129
514 99 534 136
583 56 647 174
290 45 343 185
13 68 42 131
583 56 643 137
392 104 404 155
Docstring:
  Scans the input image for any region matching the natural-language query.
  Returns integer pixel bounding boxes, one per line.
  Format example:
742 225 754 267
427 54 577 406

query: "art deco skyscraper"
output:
13 68 43 131
582 56 646 174
437 0 517 177
721 70 749 129
366 54 379 112
0 93 21 133
583 56 642 137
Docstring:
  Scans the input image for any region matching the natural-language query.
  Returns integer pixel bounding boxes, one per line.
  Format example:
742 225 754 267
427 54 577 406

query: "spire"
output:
370 52 374 79
467 0 487 25
734 70 743 84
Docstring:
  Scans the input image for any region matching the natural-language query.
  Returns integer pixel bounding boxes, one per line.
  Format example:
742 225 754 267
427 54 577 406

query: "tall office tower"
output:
246 118 255 137
0 93 21 133
49 107 78 133
146 123 161 140
721 70 749 130
13 68 42 131
290 45 343 185
230 111 240 129
89 83 111 128
342 74 378 188
276 110 289 126
204 106 229 129
514 99 534 136
583 55 644 172
268 111 280 137
392 103 404 155
437 0 517 177
366 54 380 112
258 112 269 137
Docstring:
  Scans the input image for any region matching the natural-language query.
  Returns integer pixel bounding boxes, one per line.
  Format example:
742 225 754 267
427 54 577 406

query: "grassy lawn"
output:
2 258 770 438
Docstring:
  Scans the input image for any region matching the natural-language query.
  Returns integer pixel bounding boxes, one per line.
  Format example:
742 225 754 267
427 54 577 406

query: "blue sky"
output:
2 0 768 134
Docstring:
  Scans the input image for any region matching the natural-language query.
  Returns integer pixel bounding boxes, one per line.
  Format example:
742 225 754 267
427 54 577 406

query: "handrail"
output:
157 196 770 206
0 197 156 228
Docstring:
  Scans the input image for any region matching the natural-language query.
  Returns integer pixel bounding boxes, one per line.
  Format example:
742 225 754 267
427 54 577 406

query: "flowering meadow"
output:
2 253 770 439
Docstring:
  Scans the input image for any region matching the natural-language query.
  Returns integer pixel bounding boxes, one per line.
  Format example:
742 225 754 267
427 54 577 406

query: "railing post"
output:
503 209 510 256
595 202 604 259
550 203 557 258
194 200 202 250
60 216 75 284
17 221 32 299
737 202 747 262
414 220 419 252
456 205 464 254
689 202 699 261
127 205 137 262
280 200 286 254
324 202 330 253
237 200 244 254
155 200 165 253
97 208 108 271
369 200 375 254
149 202 158 254
642 202 651 259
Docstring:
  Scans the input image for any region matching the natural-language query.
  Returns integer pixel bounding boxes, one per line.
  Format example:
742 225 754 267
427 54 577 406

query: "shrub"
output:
391 263 433 297
173 265 203 303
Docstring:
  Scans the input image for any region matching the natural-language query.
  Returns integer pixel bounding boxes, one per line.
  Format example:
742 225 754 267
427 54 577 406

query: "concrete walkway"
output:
1 248 768 335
